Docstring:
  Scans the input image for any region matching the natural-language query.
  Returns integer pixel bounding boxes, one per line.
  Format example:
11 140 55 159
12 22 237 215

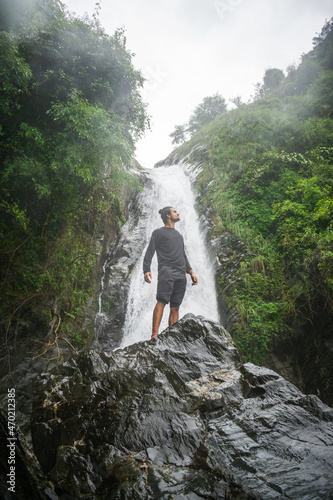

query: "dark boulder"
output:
0 408 59 499
30 314 333 499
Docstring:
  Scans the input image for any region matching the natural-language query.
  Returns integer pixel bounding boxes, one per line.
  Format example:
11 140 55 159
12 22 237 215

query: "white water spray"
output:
120 164 219 348
95 256 108 341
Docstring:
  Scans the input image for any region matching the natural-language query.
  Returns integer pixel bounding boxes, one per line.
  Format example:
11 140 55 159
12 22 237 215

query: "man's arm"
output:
144 271 152 283
184 252 192 274
183 245 197 284
188 269 198 285
143 232 156 283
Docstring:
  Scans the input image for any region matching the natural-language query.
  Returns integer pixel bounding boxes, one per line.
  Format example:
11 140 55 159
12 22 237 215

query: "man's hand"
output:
189 270 198 286
144 272 152 284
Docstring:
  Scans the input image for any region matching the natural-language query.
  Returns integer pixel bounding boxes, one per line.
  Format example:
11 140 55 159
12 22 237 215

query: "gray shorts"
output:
156 266 187 308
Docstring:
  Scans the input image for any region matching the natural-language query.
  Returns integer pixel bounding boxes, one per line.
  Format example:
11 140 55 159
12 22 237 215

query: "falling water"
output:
94 256 108 341
120 164 219 348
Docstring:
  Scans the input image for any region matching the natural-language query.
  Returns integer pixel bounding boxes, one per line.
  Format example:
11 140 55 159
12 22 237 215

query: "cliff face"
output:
9 314 331 499
94 175 151 352
0 162 146 383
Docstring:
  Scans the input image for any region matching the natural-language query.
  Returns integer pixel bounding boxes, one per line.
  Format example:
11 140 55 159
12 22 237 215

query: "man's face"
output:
169 207 180 222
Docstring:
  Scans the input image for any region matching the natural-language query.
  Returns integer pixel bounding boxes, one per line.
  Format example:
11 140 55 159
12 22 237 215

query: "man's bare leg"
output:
152 301 166 338
169 306 179 327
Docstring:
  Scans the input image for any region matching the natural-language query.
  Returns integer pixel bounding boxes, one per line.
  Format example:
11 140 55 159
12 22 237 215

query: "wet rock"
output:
209 231 252 333
0 408 59 499
30 314 333 499
0 356 55 440
94 176 151 352
155 145 208 169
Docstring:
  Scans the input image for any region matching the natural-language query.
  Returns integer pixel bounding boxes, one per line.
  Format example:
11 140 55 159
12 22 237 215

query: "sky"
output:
63 0 333 168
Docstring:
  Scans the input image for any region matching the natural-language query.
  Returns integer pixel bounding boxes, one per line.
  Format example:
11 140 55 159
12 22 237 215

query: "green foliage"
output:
232 274 287 364
169 124 188 145
47 92 132 183
263 68 285 90
178 19 333 369
0 0 149 359
313 18 333 70
188 93 227 135
209 144 333 365
170 93 227 140
254 68 285 98
0 32 32 116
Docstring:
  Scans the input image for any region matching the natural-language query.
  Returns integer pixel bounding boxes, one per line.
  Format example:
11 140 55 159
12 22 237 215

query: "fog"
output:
63 0 333 167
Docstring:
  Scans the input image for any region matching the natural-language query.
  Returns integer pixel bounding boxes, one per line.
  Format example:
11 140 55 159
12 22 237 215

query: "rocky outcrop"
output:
211 231 252 332
29 314 333 499
87 162 148 349
155 144 208 170
94 174 151 352
0 409 59 499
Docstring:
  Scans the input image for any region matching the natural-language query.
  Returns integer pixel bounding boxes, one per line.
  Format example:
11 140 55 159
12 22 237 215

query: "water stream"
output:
94 256 109 341
120 164 219 348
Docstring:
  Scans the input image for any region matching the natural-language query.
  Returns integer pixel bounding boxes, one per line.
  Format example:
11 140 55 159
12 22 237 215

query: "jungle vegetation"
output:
0 0 149 368
172 19 333 404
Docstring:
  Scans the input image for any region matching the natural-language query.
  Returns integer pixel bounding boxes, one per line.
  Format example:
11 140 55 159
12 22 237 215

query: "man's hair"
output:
159 206 172 225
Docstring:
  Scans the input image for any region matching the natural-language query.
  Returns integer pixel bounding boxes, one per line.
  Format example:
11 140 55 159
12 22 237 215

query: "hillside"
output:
167 19 333 405
0 0 149 374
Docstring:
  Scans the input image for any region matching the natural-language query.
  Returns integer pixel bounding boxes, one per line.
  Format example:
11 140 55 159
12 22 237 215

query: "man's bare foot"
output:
151 332 158 339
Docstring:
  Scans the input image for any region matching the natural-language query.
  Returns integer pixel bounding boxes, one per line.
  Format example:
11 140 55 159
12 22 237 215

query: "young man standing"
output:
143 206 198 338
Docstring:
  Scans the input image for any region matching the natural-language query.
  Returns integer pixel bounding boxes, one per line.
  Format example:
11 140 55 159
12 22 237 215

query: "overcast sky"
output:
63 0 332 168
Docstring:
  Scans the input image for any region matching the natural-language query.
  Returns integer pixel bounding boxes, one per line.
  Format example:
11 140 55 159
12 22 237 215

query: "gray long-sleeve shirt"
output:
143 227 192 274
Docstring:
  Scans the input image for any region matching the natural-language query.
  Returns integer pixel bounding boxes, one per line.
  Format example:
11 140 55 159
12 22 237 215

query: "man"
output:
143 206 198 338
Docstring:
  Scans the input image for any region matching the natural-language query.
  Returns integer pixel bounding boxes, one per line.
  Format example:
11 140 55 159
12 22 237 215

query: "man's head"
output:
159 206 180 225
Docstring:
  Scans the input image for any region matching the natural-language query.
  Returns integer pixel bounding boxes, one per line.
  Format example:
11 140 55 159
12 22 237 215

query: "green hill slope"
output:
171 19 333 405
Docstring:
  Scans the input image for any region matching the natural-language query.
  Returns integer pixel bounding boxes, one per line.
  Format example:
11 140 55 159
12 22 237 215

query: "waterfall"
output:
120 164 219 348
94 256 109 342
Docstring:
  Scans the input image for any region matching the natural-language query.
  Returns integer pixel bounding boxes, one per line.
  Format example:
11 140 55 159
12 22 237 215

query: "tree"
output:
253 68 285 99
313 18 333 71
0 0 63 32
0 9 149 201
187 93 227 135
0 0 150 362
0 32 31 118
263 68 285 91
169 124 188 145
229 96 244 108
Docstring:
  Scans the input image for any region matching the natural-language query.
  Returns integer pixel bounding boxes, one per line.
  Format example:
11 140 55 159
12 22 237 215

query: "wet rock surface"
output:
29 314 333 499
94 175 151 352
0 408 59 499
211 231 252 333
